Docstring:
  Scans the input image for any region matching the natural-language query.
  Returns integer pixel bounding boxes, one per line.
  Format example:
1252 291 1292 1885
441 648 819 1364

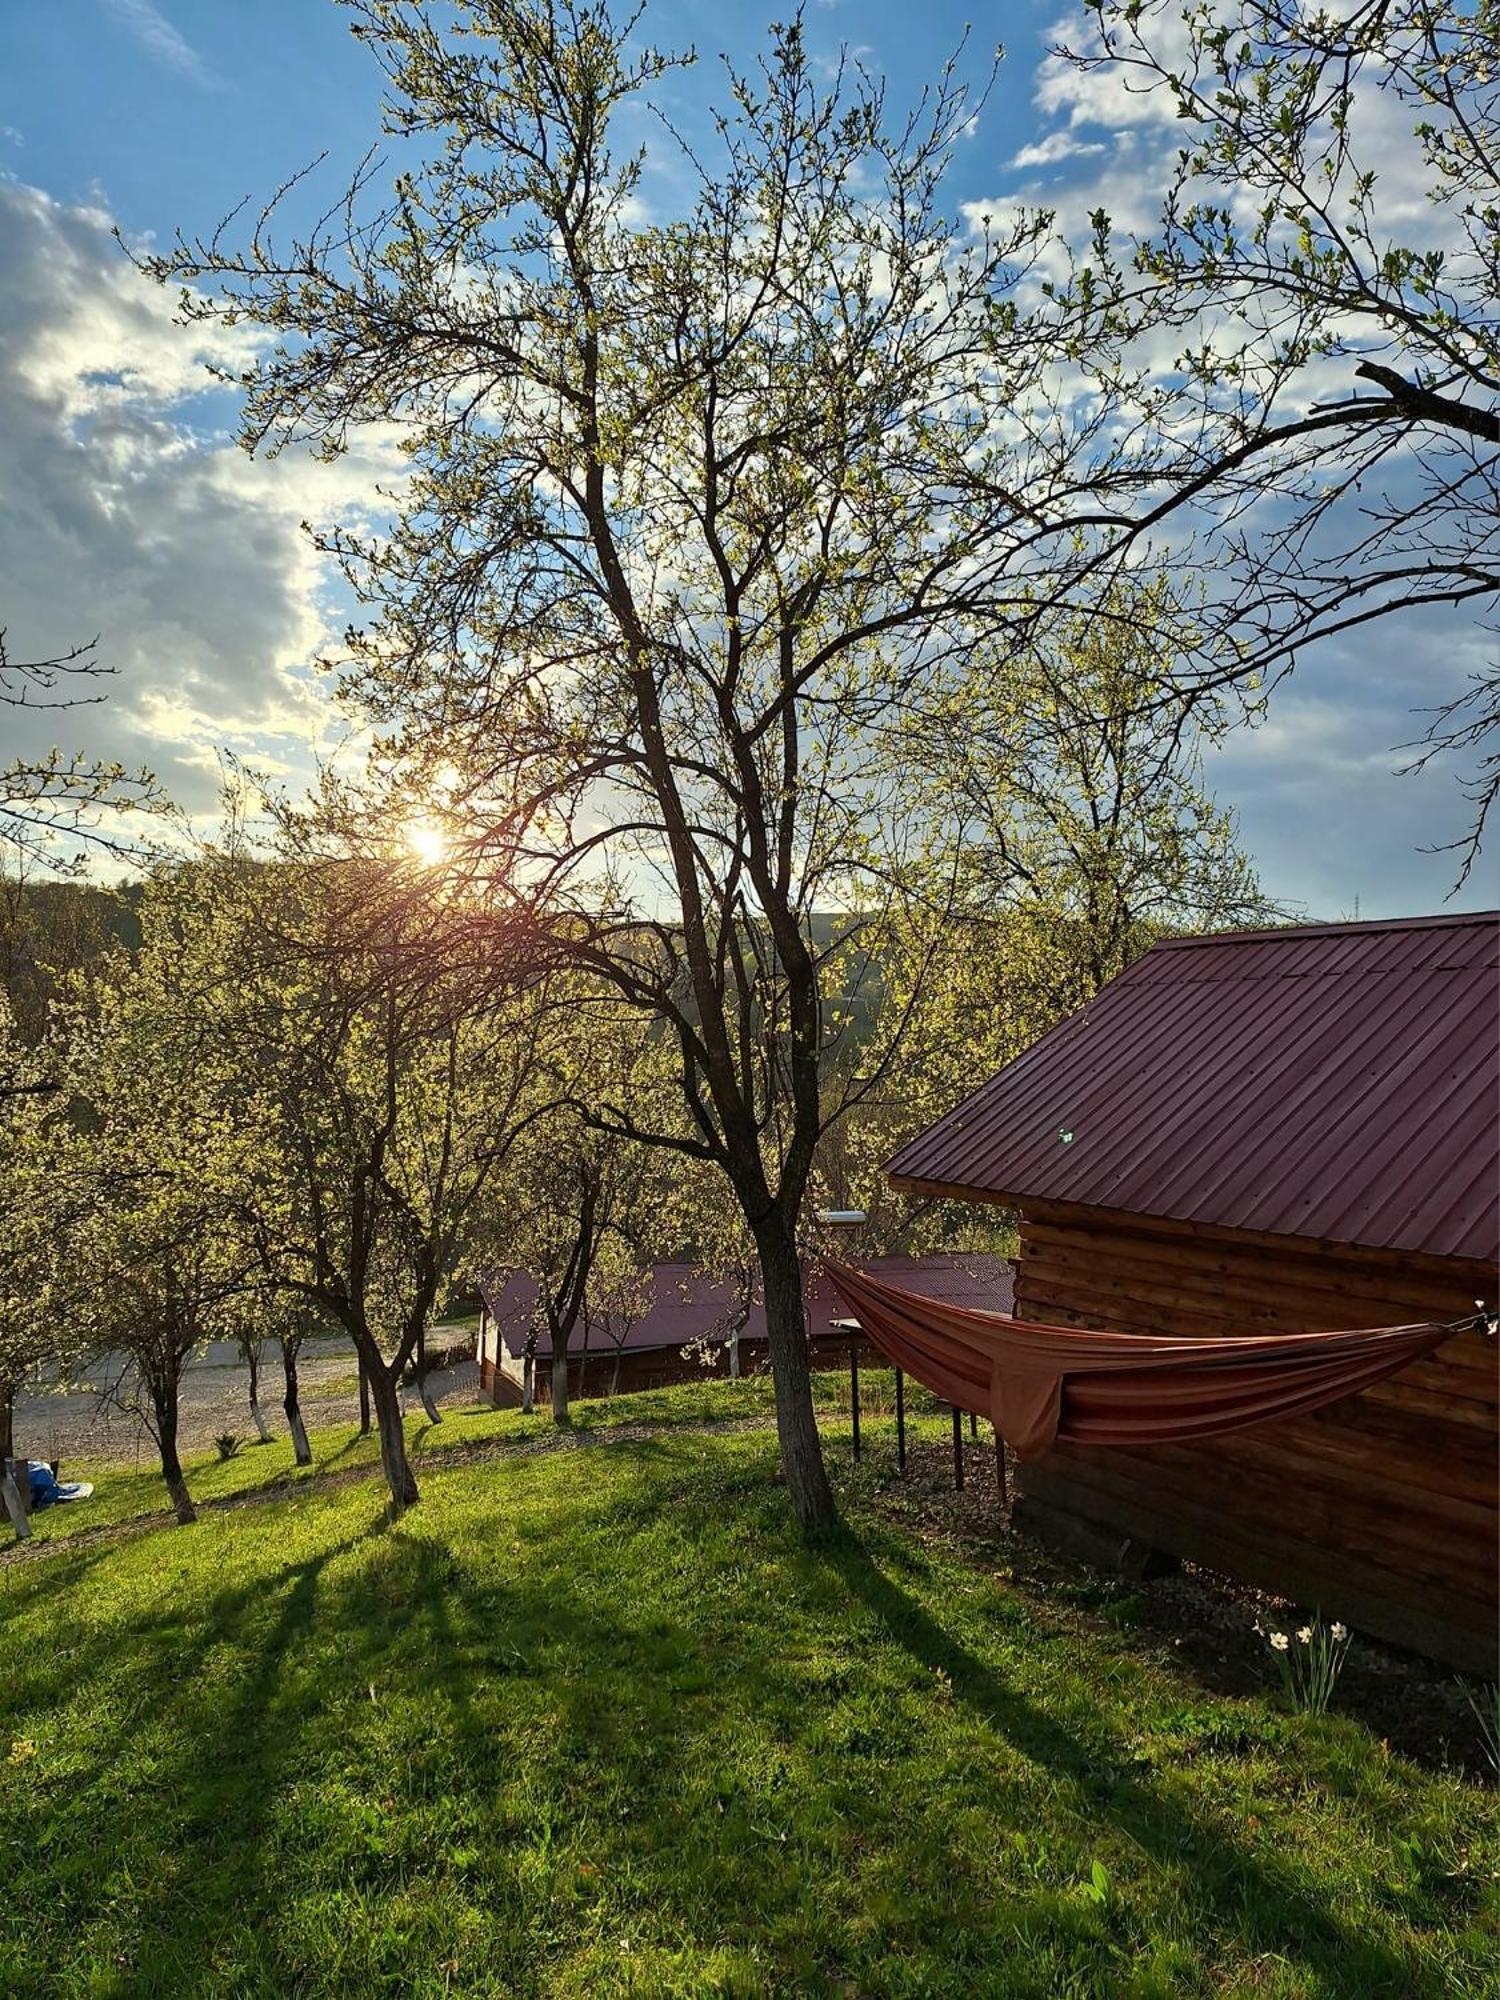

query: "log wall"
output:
1013 1201 1499 1671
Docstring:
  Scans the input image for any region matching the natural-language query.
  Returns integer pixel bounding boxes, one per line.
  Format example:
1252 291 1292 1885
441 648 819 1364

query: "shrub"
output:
214 1432 242 1463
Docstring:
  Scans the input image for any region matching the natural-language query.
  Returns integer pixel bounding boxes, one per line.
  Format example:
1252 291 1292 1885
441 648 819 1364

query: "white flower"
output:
1269 1632 1290 1652
1330 1622 1348 1642
1296 1626 1313 1645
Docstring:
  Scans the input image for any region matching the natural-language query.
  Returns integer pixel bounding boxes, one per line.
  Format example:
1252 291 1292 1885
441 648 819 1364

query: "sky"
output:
0 0 1494 918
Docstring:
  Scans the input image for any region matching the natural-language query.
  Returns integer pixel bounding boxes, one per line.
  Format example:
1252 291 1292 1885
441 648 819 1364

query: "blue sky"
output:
1 0 1494 915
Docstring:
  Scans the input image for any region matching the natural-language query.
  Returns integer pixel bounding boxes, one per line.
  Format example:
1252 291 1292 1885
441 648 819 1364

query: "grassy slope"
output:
1 1388 1495 2000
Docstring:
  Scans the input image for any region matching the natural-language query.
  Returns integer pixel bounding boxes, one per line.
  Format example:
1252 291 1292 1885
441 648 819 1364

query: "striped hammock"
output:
823 1259 1481 1460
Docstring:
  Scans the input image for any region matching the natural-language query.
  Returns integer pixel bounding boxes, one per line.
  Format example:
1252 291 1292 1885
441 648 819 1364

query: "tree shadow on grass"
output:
819 1521 1440 1997
2 1437 1481 2000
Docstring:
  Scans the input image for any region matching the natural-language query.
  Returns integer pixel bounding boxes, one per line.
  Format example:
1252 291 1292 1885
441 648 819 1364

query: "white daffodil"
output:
1331 1623 1348 1642
1270 1632 1290 1652
1297 1626 1313 1645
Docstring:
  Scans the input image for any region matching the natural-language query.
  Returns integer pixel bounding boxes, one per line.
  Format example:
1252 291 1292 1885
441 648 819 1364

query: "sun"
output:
404 818 447 866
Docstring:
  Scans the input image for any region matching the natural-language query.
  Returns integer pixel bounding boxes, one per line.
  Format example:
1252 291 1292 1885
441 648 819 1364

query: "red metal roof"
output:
479 1255 1014 1361
888 912 1500 1263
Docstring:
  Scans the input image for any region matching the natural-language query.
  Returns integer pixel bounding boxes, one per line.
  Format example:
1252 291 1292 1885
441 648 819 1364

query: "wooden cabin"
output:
888 912 1499 1671
477 1255 1012 1407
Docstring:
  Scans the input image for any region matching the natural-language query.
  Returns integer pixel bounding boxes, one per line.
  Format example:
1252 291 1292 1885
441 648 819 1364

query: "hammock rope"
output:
823 1259 1486 1461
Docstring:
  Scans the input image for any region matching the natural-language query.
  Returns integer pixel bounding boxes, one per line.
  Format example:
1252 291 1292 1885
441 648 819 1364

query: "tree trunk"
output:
522 1343 535 1414
358 1355 371 1435
246 1345 273 1444
281 1340 312 1466
1 1455 30 1542
156 1397 196 1525
551 1347 571 1426
367 1362 419 1514
414 1324 442 1424
729 1329 741 1379
0 1383 23 1538
754 1214 834 1531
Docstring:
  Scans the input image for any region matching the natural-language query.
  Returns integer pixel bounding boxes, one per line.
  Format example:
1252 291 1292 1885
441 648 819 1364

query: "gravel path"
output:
11 1341 482 1466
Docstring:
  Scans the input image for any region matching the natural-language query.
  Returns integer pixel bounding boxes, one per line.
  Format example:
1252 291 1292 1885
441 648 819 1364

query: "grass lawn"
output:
1 1387 1495 1998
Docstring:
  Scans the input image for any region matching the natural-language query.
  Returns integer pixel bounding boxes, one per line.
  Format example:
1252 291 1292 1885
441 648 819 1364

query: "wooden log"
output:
1016 1246 1495 1355
1015 1268 1496 1409
1017 1460 1494 1673
1035 1443 1489 1595
1018 1218 1495 1321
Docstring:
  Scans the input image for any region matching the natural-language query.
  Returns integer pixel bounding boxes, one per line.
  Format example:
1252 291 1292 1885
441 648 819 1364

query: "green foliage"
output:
824 584 1274 1252
42 876 257 1400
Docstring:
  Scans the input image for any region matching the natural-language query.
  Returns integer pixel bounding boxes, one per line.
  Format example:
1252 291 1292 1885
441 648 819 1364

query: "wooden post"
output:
952 1406 964 1490
849 1344 861 1461
894 1367 906 1472
969 1409 978 1441
2 1457 31 1542
994 1424 1008 1516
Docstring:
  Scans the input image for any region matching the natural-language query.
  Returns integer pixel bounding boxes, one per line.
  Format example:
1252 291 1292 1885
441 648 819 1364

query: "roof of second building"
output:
887 911 1500 1263
479 1254 1014 1360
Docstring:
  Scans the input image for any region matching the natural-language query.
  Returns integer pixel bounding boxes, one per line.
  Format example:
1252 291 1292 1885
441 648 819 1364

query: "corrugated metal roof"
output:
479 1255 1014 1360
888 912 1500 1262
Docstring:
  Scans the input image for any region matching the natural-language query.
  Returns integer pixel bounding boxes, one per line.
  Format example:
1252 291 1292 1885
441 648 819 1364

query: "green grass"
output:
2 1387 1495 1999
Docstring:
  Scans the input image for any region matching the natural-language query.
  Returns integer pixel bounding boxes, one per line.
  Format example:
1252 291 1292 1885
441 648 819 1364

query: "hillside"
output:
1 1389 1495 1999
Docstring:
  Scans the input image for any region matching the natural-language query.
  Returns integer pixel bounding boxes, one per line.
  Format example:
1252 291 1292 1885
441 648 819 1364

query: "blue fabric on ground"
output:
26 1460 61 1510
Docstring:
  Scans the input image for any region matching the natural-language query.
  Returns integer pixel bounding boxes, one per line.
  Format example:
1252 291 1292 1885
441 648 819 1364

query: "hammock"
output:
823 1259 1476 1460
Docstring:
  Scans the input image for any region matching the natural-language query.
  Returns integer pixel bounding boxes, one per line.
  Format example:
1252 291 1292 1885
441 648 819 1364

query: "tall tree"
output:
486 1004 677 1423
150 2 1163 1527
206 843 558 1513
46 888 254 1524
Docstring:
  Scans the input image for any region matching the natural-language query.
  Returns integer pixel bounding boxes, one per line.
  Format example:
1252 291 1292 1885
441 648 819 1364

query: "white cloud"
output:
99 0 217 89
1033 3 1191 133
0 181 403 823
1009 131 1106 170
1209 627 1493 918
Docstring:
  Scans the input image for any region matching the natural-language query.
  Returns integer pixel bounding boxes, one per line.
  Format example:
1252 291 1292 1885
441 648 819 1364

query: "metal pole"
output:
952 1406 964 1490
850 1344 861 1461
895 1367 906 1473
969 1409 978 1441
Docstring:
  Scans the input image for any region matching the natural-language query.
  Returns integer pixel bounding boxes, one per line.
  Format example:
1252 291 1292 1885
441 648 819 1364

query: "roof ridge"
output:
1151 910 1499 950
